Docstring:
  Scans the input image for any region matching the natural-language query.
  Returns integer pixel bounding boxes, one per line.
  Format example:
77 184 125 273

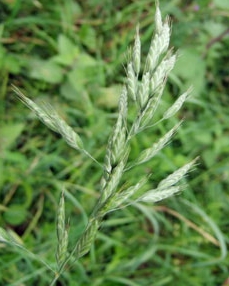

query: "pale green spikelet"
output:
102 118 126 185
56 229 68 268
0 227 15 244
155 0 163 33
158 158 198 190
56 191 69 268
145 16 170 73
13 85 84 152
56 192 65 243
75 217 100 259
105 86 128 167
132 24 141 75
100 160 126 204
138 158 198 204
42 103 84 151
101 86 129 193
129 121 182 169
150 53 176 93
132 83 165 134
163 87 192 119
104 177 148 213
137 72 150 108
139 186 182 203
12 85 58 132
127 62 137 101
13 85 103 167
107 116 125 164
119 85 128 120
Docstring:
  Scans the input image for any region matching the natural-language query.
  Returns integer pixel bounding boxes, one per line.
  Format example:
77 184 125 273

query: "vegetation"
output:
0 0 229 285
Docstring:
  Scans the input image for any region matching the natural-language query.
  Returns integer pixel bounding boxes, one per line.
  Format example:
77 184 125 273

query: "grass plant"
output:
1 3 198 284
1 0 229 285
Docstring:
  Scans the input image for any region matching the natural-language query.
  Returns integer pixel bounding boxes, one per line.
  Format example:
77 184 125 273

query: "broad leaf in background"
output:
78 24 97 51
213 0 229 9
173 48 206 93
3 204 28 226
0 45 22 74
28 59 63 84
0 123 25 189
52 34 79 66
0 123 24 153
67 53 104 93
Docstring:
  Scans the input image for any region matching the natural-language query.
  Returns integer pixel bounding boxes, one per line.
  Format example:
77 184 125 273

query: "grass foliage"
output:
1 0 229 285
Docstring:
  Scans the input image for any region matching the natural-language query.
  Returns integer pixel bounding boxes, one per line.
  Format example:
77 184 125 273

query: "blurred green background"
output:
0 0 229 285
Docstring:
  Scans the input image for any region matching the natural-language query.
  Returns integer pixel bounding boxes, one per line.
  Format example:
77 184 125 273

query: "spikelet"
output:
132 24 141 75
13 85 84 151
150 53 176 93
163 87 192 119
158 158 198 190
145 13 170 73
56 191 68 269
127 62 137 101
104 177 148 213
139 186 182 203
138 158 198 204
155 0 163 34
75 217 100 259
12 85 58 132
0 227 15 243
100 158 126 204
119 85 128 120
133 82 165 134
131 121 182 168
137 72 150 108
